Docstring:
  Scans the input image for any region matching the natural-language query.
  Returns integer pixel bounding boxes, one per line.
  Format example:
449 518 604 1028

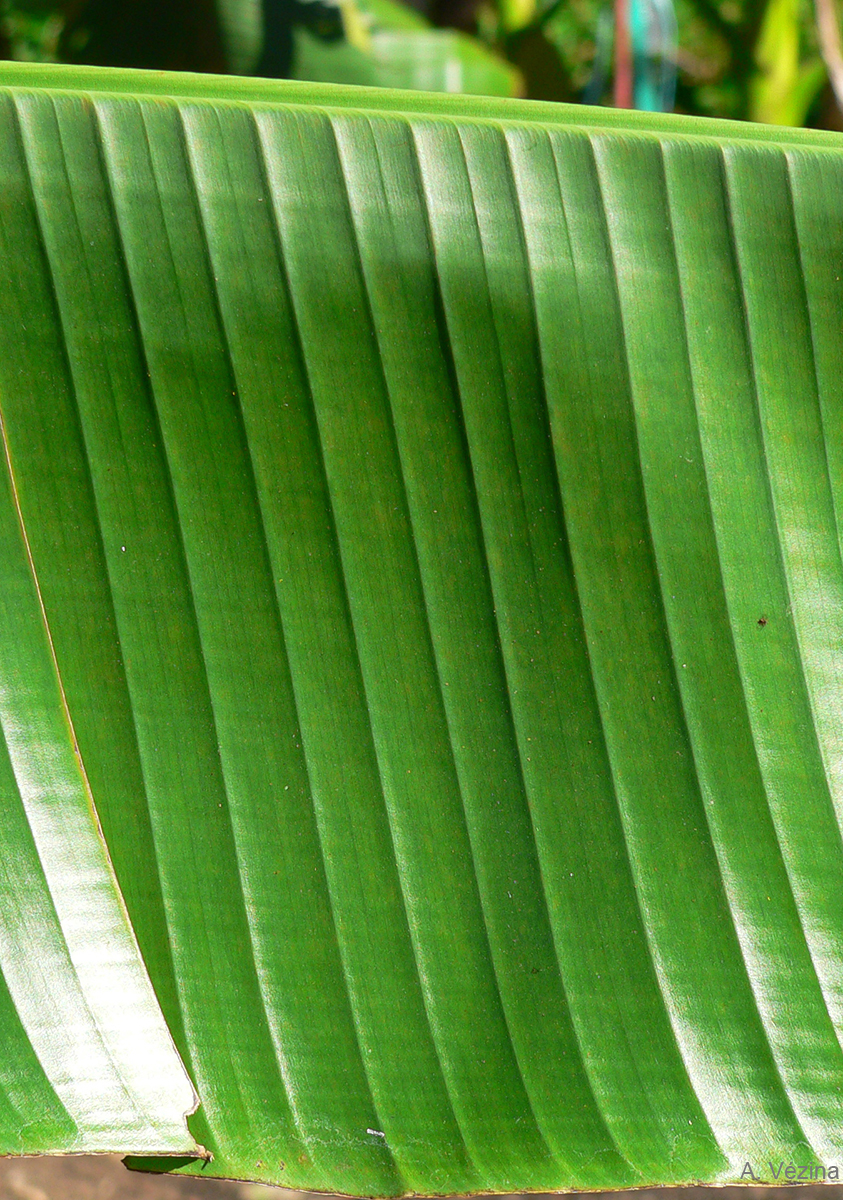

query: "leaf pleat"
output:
0 89 199 1158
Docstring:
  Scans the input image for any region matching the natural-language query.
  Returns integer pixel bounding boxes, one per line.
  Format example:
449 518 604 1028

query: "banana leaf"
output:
2 59 843 1195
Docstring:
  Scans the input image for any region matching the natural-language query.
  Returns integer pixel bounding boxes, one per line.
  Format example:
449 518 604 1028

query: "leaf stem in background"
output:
815 0 843 109
615 0 633 103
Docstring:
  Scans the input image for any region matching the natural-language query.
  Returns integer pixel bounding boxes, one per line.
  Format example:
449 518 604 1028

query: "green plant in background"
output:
0 0 56 59
215 0 522 96
0 0 523 94
292 0 522 95
3 54 843 1198
751 0 825 122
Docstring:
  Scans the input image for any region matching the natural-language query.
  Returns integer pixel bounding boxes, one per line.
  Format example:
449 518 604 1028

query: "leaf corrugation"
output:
1 62 843 1193
0 84 201 1160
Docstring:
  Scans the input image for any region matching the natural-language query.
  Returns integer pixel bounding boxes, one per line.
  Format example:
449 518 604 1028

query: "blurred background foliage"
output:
1 0 841 137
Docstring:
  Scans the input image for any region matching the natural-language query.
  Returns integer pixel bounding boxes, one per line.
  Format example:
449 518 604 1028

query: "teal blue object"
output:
630 0 676 109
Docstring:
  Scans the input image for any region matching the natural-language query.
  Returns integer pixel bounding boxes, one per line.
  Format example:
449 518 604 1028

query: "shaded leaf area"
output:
2 64 843 1193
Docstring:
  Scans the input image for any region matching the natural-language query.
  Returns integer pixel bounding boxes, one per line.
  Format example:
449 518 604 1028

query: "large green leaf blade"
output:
3 63 843 1193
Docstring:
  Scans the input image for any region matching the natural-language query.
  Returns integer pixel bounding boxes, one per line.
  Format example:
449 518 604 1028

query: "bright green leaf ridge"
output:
1 61 843 1193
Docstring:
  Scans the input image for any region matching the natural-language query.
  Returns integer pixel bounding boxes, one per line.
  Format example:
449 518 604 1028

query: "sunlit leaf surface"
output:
1 61 843 1195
